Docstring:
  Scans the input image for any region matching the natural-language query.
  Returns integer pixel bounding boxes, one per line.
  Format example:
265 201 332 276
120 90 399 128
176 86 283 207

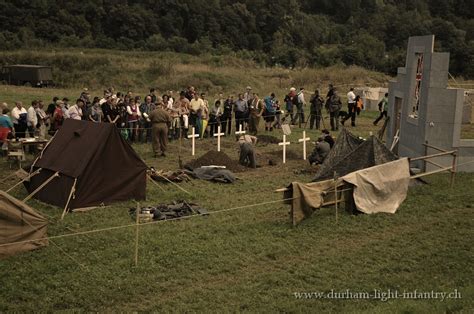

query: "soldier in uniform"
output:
149 102 172 157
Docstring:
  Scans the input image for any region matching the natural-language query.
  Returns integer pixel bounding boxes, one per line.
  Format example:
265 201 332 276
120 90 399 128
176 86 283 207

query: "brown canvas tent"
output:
0 191 48 258
25 119 147 212
313 128 398 181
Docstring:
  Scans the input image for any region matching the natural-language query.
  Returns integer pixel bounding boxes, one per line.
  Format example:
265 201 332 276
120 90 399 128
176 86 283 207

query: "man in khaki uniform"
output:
149 102 172 157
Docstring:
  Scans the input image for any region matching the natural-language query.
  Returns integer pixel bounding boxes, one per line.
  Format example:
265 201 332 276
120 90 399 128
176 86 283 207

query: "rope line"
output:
0 197 296 249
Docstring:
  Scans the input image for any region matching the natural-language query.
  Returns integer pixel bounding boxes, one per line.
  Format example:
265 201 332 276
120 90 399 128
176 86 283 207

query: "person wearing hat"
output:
149 101 172 157
308 136 330 165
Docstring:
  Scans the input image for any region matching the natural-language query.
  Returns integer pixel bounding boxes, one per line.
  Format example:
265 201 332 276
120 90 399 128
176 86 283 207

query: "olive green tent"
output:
0 191 48 258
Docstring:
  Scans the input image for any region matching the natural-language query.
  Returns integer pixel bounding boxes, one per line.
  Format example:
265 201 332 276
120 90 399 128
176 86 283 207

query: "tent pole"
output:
23 171 59 202
134 202 140 267
5 168 42 193
61 178 78 220
154 172 192 196
147 174 166 192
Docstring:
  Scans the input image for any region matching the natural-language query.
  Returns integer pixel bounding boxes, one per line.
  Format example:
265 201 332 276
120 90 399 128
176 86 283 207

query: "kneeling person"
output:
308 137 330 165
237 134 257 168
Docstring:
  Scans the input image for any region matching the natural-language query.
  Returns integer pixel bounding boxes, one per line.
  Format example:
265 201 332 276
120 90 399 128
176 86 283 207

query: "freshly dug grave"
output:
266 149 301 160
256 135 280 145
184 150 246 173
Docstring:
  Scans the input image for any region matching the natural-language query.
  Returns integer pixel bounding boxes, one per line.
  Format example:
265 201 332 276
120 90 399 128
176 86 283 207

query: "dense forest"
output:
0 0 473 78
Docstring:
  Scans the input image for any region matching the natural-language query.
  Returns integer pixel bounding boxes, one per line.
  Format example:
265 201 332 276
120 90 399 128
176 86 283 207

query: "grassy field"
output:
0 70 473 311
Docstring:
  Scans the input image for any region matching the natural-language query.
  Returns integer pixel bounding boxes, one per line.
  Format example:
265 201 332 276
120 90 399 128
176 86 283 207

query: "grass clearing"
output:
0 75 473 312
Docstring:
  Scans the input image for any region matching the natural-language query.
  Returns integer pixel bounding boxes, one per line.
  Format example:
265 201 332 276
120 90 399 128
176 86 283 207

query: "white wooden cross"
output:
235 124 246 136
187 127 199 156
298 130 310 160
213 125 225 152
278 134 291 164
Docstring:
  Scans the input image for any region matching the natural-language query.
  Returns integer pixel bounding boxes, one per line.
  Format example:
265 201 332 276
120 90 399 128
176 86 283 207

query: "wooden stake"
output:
334 171 338 223
134 202 139 267
61 178 77 220
450 152 457 188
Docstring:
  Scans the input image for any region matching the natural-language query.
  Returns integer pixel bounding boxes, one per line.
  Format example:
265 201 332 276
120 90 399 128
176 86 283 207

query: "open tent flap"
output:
0 191 48 258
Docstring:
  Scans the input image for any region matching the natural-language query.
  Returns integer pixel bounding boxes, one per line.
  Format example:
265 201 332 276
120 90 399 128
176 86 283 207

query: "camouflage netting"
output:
313 128 398 182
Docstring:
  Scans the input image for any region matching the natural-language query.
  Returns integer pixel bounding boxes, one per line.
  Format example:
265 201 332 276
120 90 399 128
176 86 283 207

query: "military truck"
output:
0 64 53 87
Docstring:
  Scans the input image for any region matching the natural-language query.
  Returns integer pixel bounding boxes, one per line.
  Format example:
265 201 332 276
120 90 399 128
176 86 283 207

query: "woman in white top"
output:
11 101 28 138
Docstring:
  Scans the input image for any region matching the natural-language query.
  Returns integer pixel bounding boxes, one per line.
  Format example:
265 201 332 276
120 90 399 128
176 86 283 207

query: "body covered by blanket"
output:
341 158 410 214
189 166 237 183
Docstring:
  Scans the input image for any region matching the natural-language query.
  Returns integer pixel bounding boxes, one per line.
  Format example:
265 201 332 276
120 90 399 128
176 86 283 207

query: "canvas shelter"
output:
25 120 147 214
0 190 48 258
313 128 398 181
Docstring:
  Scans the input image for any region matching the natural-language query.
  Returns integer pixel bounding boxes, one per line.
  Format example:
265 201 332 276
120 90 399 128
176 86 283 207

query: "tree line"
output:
0 0 473 78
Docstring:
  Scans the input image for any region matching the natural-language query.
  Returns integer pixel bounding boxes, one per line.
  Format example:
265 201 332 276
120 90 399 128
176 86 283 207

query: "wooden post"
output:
298 130 310 160
450 151 457 188
213 125 225 152
278 134 290 164
334 171 338 223
187 127 199 156
424 140 429 172
134 202 139 267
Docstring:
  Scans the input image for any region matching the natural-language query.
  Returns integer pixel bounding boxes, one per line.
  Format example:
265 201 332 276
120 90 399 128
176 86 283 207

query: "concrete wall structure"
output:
354 87 388 111
386 35 474 172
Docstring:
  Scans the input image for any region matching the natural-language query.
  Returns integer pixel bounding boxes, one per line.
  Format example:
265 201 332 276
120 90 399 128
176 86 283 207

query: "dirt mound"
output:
184 151 246 173
257 135 280 145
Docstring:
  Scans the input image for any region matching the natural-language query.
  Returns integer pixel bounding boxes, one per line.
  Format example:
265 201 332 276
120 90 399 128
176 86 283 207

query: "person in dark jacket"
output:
309 90 324 130
308 137 330 165
326 90 342 131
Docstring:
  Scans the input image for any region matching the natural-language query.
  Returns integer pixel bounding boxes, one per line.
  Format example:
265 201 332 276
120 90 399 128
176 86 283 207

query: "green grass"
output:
0 82 473 312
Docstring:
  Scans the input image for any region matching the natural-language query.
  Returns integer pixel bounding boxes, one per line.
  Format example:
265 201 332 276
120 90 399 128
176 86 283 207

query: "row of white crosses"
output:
188 124 310 163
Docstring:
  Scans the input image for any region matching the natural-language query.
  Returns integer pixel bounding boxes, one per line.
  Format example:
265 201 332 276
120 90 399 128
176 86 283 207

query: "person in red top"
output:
52 101 65 132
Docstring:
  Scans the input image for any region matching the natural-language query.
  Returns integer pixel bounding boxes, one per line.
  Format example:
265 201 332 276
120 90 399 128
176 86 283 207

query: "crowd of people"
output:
0 84 386 159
